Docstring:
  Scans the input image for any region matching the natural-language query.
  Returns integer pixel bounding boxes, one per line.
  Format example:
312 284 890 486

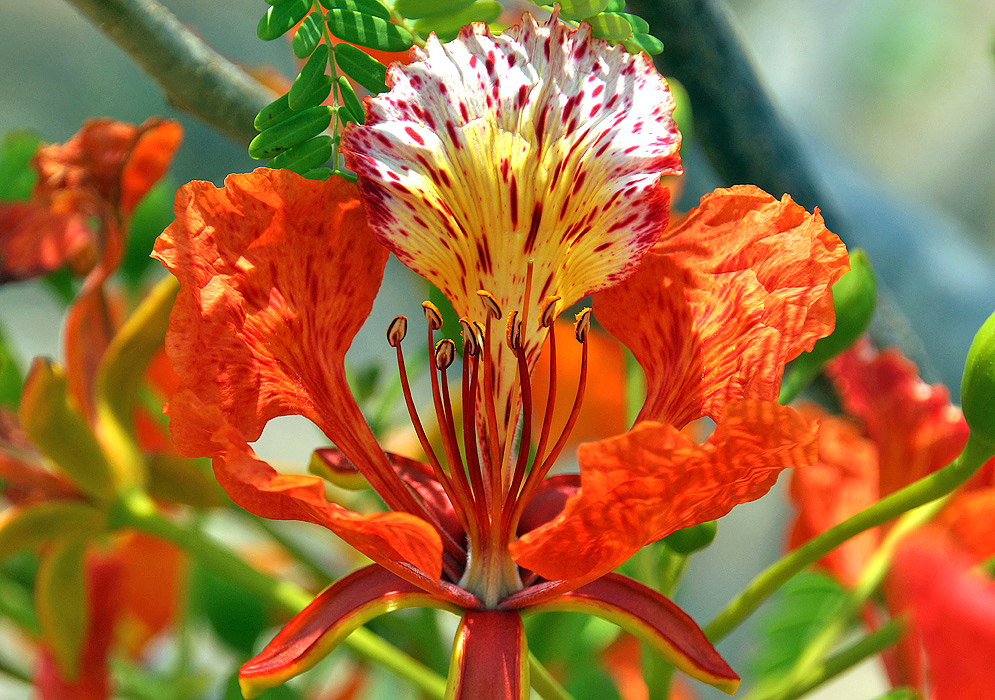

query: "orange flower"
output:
156 15 846 699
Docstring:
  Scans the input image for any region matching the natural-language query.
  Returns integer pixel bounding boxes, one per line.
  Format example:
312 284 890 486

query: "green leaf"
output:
257 0 311 40
621 12 649 34
333 43 389 94
36 540 88 680
320 0 391 19
604 0 624 10
0 324 23 410
289 43 332 110
292 12 325 59
392 0 475 20
337 76 365 125
0 502 106 561
632 32 664 55
268 135 334 173
750 571 848 683
326 9 414 52
0 130 41 202
301 167 334 181
192 562 269 655
19 359 114 501
557 0 610 22
254 93 295 132
587 12 634 41
121 178 176 291
248 106 334 160
413 0 502 42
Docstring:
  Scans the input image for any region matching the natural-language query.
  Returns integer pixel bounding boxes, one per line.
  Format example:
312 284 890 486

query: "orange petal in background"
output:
512 400 818 588
597 185 848 429
787 405 880 587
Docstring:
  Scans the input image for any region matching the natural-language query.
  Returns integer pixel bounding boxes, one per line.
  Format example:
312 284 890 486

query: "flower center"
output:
385 283 591 607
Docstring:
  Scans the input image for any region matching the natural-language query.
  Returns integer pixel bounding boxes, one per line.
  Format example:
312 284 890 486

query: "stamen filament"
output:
480 313 502 509
503 341 534 525
462 347 488 518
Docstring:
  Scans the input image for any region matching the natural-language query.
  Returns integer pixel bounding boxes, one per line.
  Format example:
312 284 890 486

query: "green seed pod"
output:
962 308 995 445
664 521 718 555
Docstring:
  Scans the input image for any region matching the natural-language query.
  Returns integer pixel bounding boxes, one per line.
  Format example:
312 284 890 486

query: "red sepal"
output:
443 610 529 700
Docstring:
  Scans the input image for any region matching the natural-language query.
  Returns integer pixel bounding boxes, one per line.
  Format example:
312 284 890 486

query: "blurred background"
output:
1 1 994 698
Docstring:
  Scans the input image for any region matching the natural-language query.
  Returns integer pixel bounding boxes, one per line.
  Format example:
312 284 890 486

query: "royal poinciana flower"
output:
788 339 995 690
155 16 847 699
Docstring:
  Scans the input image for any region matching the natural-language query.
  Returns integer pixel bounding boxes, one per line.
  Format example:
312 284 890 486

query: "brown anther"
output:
574 307 592 343
386 315 408 346
476 290 503 319
422 301 444 330
505 310 522 351
539 295 562 328
459 318 479 356
472 321 486 346
434 339 456 370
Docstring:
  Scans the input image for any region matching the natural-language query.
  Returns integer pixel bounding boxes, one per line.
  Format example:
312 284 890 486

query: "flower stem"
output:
704 434 994 642
113 490 448 699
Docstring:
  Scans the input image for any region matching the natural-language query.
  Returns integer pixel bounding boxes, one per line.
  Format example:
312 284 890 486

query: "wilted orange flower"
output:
156 15 846 699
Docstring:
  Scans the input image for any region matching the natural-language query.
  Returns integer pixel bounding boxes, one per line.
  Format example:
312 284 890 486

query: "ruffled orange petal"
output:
153 170 406 505
0 203 91 283
828 340 969 497
511 400 817 588
597 186 848 428
213 427 445 587
787 405 880 586
34 118 181 220
888 529 995 700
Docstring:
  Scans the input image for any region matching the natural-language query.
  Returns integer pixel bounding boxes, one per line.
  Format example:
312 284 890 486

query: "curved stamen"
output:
461 335 487 518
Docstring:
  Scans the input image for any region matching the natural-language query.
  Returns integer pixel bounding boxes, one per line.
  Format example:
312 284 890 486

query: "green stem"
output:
0 572 38 635
705 434 994 642
528 652 576 700
743 619 905 700
113 491 447 699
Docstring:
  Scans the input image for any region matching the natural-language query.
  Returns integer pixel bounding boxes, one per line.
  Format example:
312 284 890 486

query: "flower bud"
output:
663 520 718 555
802 249 877 368
961 308 995 446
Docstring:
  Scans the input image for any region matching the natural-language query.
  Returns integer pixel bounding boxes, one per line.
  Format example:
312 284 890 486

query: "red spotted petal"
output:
153 170 406 506
240 565 463 698
888 529 995 700
341 15 679 443
787 405 880 586
511 400 818 588
597 186 848 428
521 573 738 694
828 340 969 497
443 609 529 700
213 430 447 588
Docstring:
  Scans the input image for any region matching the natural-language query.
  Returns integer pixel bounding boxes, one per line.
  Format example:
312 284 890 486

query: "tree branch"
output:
626 0 841 228
62 0 273 145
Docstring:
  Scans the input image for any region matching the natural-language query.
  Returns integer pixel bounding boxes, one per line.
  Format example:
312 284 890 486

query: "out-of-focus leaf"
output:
36 540 88 680
145 454 225 508
191 562 269 655
392 0 475 19
0 131 41 202
413 1 502 41
0 324 23 409
121 179 175 291
586 12 634 41
557 0 611 21
19 359 114 500
0 502 106 561
750 571 848 683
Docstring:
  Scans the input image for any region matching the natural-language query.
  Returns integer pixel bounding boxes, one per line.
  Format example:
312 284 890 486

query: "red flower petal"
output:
214 433 447 588
153 170 403 503
934 487 995 563
0 203 90 283
597 186 848 428
888 529 995 700
240 565 462 698
787 405 880 586
443 609 529 700
511 400 817 588
522 573 738 694
828 340 969 497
